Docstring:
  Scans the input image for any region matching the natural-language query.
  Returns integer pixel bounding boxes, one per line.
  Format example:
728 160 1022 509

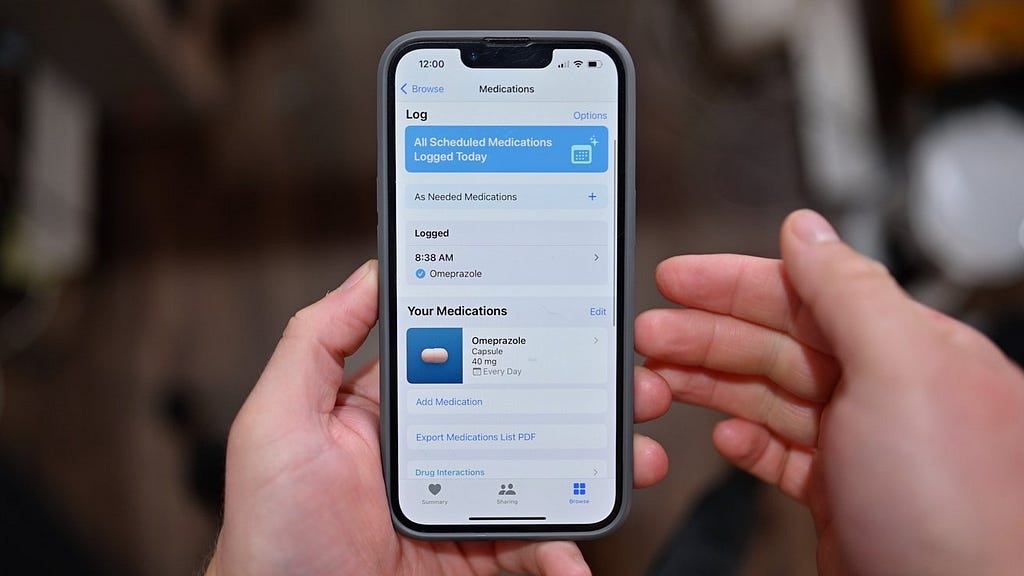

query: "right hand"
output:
636 209 1024 575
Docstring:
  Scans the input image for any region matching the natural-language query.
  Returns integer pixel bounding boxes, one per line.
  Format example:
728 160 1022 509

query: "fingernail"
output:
792 210 839 244
337 260 373 292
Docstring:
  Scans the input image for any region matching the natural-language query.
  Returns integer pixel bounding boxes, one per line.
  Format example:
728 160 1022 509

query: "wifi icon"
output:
556 60 586 69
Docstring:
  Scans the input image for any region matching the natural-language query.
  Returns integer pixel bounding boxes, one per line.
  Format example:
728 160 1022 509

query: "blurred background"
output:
1 0 1023 574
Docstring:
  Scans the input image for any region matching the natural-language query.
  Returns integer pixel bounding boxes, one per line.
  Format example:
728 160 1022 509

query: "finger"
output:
634 433 669 488
254 260 379 416
340 359 381 405
333 360 381 439
779 210 924 370
712 418 814 504
655 254 831 354
634 366 672 422
648 362 821 446
490 540 591 576
636 308 840 402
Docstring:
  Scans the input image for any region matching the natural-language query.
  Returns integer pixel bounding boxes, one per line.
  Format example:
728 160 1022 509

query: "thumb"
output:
779 210 922 367
250 259 379 418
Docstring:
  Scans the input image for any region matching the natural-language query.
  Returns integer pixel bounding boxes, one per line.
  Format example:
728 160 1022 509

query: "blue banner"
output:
406 125 609 173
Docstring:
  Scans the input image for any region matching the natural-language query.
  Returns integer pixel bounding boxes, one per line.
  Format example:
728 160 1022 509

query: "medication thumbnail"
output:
407 327 463 383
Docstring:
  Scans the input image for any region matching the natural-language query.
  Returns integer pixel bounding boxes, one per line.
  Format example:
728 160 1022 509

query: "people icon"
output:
498 483 517 496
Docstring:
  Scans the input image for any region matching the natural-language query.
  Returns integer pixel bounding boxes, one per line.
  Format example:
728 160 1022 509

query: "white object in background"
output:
6 62 96 282
790 0 885 206
703 0 801 59
909 105 1024 287
702 0 889 259
789 0 888 260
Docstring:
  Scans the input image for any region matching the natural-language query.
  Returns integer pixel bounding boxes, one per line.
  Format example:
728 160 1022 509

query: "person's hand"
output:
636 210 1024 575
205 260 670 576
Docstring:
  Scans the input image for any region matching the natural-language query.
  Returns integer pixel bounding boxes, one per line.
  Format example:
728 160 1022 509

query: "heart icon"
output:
428 484 442 495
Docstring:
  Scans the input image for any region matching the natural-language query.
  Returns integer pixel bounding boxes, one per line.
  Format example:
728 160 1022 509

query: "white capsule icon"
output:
421 348 449 364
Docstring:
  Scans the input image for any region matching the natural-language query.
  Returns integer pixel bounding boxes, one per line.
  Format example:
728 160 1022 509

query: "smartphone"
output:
378 31 635 540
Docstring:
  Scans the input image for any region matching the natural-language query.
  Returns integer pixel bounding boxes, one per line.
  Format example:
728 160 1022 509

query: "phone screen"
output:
382 37 631 535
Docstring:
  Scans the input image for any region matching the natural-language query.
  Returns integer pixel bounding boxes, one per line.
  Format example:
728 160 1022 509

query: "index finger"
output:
655 254 832 355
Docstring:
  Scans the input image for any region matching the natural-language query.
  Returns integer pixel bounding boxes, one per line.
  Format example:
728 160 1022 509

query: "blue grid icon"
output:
572 482 587 495
571 145 593 165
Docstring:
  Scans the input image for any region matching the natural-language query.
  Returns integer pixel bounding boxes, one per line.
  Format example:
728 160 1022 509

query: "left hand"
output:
206 259 671 576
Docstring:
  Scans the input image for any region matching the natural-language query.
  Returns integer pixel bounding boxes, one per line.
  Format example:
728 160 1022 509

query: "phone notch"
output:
461 39 553 68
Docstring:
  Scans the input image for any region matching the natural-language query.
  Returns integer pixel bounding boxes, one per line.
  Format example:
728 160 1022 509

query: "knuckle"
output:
782 401 820 445
835 253 892 286
756 388 777 425
817 250 899 304
225 408 250 456
679 369 715 404
761 330 787 379
282 306 316 340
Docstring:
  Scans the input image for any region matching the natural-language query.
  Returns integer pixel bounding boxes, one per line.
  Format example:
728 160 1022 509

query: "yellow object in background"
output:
895 0 1024 84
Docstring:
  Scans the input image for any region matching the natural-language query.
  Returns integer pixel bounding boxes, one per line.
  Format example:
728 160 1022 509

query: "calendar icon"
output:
571 144 593 165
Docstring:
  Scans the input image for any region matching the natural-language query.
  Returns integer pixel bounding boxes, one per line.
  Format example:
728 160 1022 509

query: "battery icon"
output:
587 60 602 68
